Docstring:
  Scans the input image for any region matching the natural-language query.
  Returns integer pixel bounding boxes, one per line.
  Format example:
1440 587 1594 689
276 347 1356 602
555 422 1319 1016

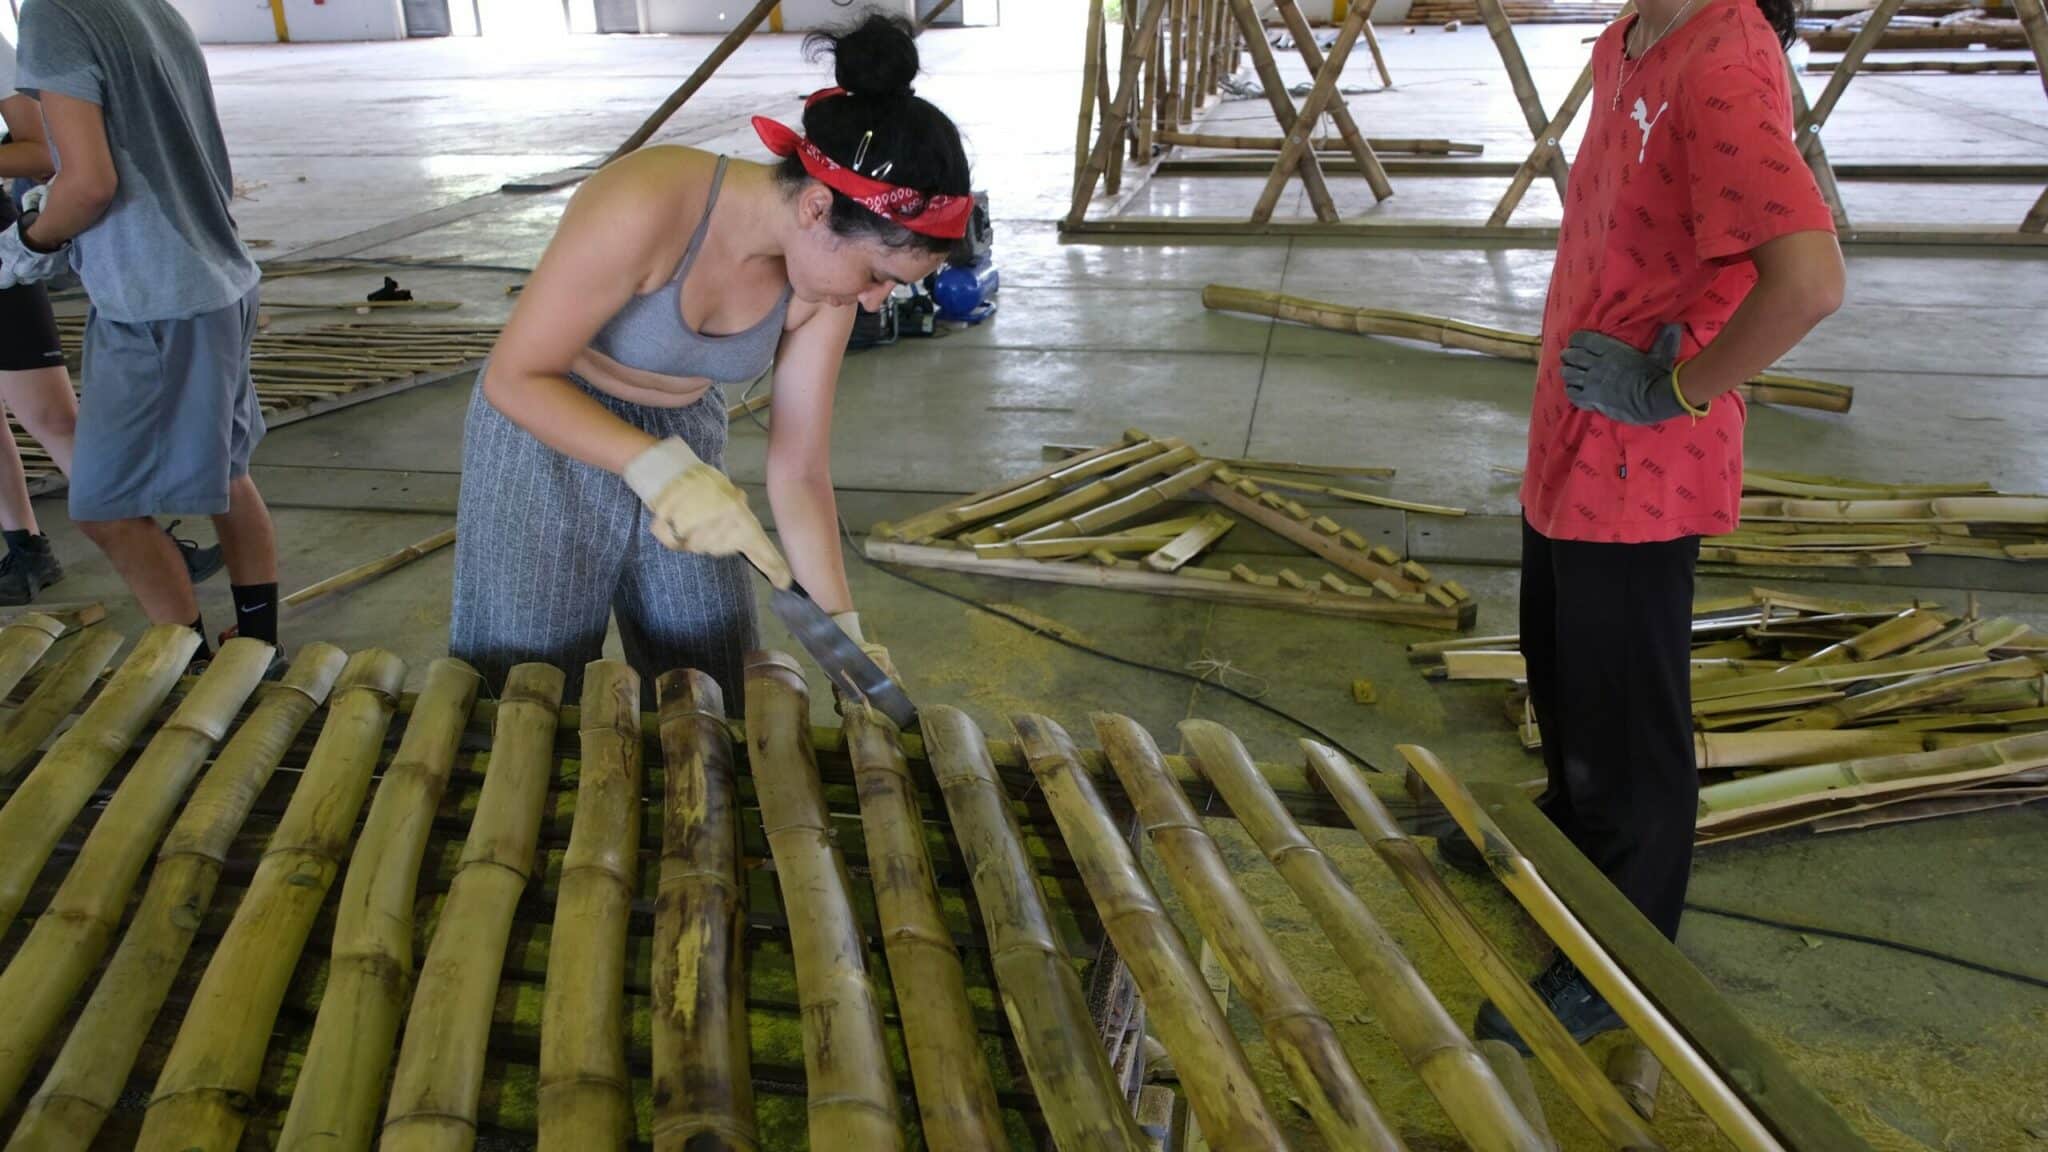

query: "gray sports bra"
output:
586 156 793 386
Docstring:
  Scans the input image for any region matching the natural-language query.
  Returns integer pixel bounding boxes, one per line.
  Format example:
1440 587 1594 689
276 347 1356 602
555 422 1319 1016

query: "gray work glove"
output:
0 218 67 291
1560 323 1690 426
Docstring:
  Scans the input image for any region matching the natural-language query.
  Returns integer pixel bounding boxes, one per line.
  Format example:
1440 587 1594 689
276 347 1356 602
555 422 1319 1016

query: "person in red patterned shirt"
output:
1448 0 1845 1051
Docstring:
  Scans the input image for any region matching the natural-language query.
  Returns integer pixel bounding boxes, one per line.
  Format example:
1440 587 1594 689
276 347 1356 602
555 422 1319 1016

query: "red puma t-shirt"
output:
1521 0 1836 543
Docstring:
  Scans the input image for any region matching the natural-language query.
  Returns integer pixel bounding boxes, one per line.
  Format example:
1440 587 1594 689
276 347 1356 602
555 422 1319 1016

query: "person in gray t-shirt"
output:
0 0 280 664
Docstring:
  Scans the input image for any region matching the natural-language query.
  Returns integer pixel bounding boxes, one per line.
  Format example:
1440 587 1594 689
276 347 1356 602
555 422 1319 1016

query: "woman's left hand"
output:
1561 323 1690 425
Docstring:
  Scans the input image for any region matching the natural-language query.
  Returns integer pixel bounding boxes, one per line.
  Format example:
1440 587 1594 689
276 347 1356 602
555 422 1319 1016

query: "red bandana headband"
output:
752 87 971 240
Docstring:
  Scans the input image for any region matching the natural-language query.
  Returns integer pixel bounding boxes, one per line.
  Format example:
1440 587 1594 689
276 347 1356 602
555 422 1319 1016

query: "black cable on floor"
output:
849 534 1388 774
1684 901 2048 991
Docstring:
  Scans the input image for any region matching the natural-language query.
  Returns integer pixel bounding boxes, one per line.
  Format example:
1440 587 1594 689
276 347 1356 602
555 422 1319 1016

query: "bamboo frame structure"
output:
648 670 756 1152
0 626 122 784
135 650 407 1152
844 703 1006 1149
5 645 347 1148
0 639 274 1111
0 623 197 934
383 664 567 1152
746 651 902 1150
1096 715 1410 1151
539 661 643 1150
1014 713 1290 1151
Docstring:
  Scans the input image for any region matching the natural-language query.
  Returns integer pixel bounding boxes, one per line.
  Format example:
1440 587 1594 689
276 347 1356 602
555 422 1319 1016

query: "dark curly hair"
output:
777 13 972 255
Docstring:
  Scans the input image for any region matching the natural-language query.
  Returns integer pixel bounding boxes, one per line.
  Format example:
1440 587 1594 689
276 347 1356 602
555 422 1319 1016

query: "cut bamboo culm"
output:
382 663 567 1152
279 658 483 1151
0 611 63 700
5 645 347 1150
1293 738 1663 1151
1014 713 1289 1152
1400 745 1786 1152
1609 1043 1663 1122
649 669 756 1152
845 703 1006 1149
0 626 121 783
0 622 197 934
136 650 408 1152
1697 729 2048 836
1479 1040 1561 1152
0 638 273 1112
1182 720 1574 1152
747 652 902 1150
540 661 644 1150
923 707 1150 1152
1095 715 1405 1151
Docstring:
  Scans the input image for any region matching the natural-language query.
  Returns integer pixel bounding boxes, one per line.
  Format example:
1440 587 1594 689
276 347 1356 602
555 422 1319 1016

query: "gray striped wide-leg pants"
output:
450 374 757 705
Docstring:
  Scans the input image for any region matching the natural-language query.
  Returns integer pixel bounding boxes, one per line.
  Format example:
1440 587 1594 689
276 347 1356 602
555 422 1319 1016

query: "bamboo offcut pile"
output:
1203 284 1857 414
870 428 1480 630
1410 587 2048 840
0 624 1851 1150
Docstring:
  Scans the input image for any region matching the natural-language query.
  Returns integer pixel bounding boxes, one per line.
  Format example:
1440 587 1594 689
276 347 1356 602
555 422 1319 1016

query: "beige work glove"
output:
833 610 898 681
624 437 790 587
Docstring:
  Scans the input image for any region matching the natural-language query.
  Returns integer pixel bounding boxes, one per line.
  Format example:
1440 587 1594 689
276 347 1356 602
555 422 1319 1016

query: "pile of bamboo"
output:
869 429 1480 630
1411 587 2048 840
1203 283 1859 413
0 618 1864 1149
1725 471 2048 567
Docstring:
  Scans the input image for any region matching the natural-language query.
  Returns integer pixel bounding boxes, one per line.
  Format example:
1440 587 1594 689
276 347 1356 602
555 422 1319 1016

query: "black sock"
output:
3 529 33 556
231 582 279 646
190 616 212 662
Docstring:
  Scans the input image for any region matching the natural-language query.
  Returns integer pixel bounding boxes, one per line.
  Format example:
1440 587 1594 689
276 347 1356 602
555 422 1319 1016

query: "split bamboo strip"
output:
539 661 643 1150
1013 713 1289 1152
974 523 1202 561
1015 458 1222 542
649 670 755 1152
1759 656 2046 730
1399 746 1786 1152
1690 646 1989 703
0 612 63 700
976 442 1195 543
746 652 901 1149
4 645 345 1150
1291 737 1662 1150
278 658 482 1152
1694 729 1928 770
1095 715 1406 1152
0 623 196 934
134 650 406 1152
845 703 1005 1150
1809 787 2048 832
1240 472 1469 517
0 639 273 1112
880 437 1140 542
1146 511 1234 572
0 627 122 784
895 439 1169 542
1697 729 2048 833
382 664 566 1152
1479 1040 1561 1152
923 707 1149 1152
1739 495 2048 524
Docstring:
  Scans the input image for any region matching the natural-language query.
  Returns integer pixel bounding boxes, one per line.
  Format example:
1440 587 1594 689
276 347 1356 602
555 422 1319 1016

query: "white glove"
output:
20 185 47 213
0 219 67 291
624 437 790 586
833 610 898 679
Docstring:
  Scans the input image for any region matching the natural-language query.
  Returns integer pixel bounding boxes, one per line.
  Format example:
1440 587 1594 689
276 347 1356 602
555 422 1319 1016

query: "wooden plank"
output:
1472 783 1877 1152
1202 480 1416 591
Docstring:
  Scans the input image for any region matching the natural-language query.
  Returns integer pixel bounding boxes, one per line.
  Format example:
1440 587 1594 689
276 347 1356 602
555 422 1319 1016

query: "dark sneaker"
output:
165 521 224 585
1435 829 1494 878
0 536 64 605
1475 953 1624 1055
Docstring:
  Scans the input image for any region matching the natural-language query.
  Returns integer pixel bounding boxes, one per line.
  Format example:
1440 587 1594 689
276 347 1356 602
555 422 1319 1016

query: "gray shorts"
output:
68 286 264 522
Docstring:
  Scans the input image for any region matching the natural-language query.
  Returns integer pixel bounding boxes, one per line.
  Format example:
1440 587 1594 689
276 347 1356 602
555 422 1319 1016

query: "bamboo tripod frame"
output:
0 625 1867 1148
1065 0 2048 243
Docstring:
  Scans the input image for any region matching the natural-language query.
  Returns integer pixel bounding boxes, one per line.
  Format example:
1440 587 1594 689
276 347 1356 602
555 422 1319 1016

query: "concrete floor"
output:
16 4 2048 1148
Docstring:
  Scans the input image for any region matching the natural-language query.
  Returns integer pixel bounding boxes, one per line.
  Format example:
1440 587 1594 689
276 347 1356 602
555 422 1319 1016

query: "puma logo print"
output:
1630 96 1669 163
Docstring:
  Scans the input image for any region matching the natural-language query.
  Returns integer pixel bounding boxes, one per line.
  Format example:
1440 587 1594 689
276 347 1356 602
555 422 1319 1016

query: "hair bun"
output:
808 12 920 100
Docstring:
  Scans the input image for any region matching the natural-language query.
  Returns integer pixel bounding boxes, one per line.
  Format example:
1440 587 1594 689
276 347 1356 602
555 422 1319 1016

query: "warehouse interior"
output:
0 0 2043 1148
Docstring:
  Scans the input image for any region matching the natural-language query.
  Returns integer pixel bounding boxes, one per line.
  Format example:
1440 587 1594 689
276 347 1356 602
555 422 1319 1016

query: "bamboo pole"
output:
845 703 1006 1150
1223 0 1340 221
1401 745 1787 1152
4 645 346 1150
1070 0 1171 225
649 670 756 1152
135 650 407 1152
746 651 902 1149
1095 715 1406 1151
1156 131 1482 154
1697 729 2048 833
1783 58 1851 228
1016 458 1222 542
922 707 1150 1152
2018 0 2048 230
383 664 566 1152
1235 471 1470 517
0 639 273 1112
0 623 197 935
539 660 643 1150
1691 646 1988 703
1798 0 1906 152
278 658 482 1151
0 627 122 784
1289 737 1663 1151
281 526 455 613
1077 0 1108 195
877 436 1149 542
1479 1040 1561 1152
1268 0 1393 204
972 441 1193 543
1490 56 1597 226
1256 3 1376 222
1475 0 1570 197
604 0 780 162
1759 656 2046 731
0 611 63 700
1013 713 1290 1152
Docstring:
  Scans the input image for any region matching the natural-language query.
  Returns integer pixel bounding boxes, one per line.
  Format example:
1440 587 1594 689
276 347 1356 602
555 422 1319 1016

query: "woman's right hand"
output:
624 437 792 586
